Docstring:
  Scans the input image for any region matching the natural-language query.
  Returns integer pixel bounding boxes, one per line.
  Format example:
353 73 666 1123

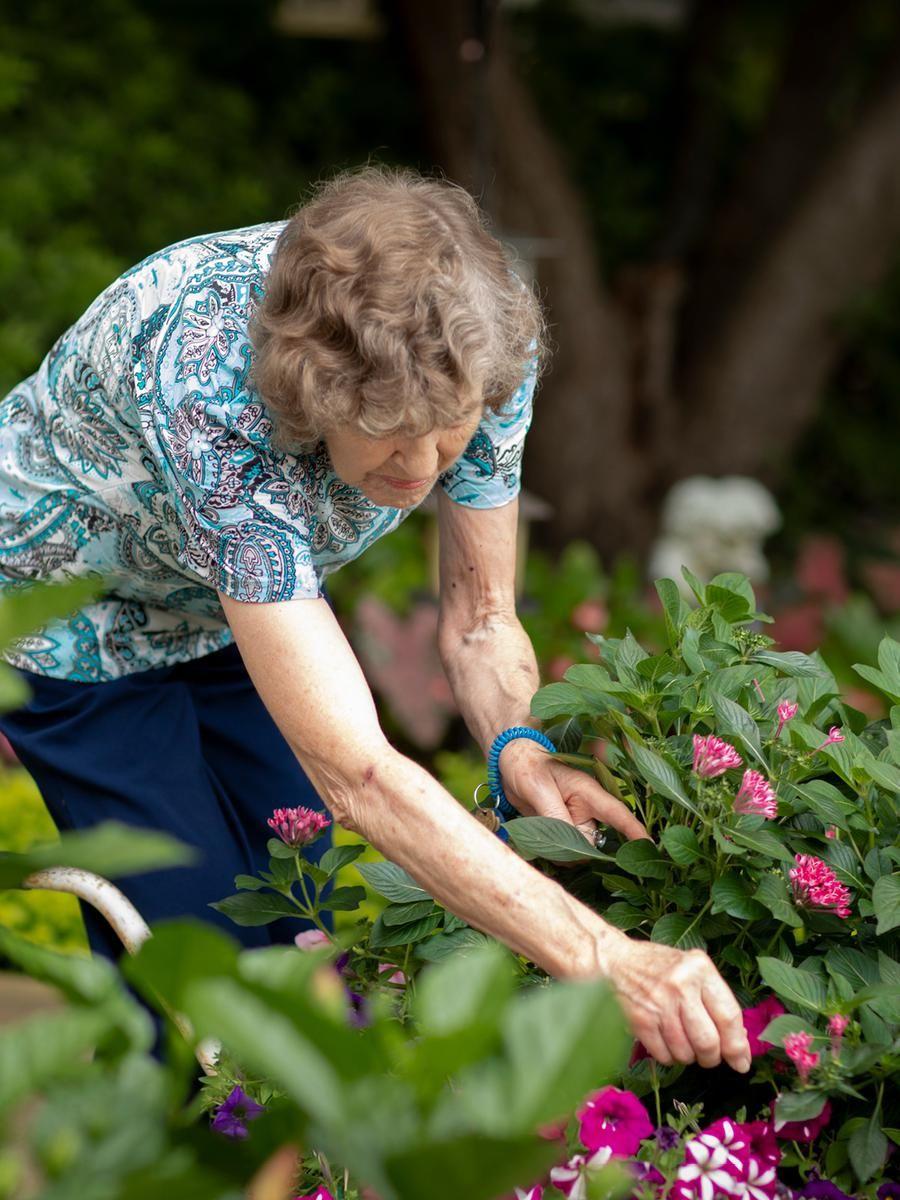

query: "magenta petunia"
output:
293 1190 335 1200
742 996 786 1057
578 1086 654 1157
549 1148 613 1199
770 1098 832 1143
742 1121 781 1169
514 1188 544 1200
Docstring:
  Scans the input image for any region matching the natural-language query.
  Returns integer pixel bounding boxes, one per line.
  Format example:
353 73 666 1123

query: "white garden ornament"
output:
648 476 782 596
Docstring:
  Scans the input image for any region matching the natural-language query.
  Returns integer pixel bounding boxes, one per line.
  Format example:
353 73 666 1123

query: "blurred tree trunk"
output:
389 0 900 563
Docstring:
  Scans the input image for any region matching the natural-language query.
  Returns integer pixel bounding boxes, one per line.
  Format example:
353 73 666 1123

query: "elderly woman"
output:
0 167 749 1074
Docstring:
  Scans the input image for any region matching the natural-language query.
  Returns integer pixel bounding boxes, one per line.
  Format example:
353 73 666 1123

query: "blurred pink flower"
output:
571 600 608 633
693 734 743 778
790 854 852 919
548 655 576 682
268 806 330 848
514 1188 544 1200
774 701 798 739
828 1013 849 1057
577 1086 653 1157
294 929 330 951
783 1031 820 1085
771 1098 832 1143
293 1190 334 1200
814 726 845 752
825 826 837 839
377 962 406 986
742 996 786 1057
733 770 778 819
550 1148 613 1199
770 601 825 654
796 535 849 605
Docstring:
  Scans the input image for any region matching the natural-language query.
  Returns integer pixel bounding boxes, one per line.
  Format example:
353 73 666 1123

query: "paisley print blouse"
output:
0 222 536 681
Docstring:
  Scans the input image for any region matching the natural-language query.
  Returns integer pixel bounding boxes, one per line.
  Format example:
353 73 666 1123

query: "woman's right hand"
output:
601 936 751 1073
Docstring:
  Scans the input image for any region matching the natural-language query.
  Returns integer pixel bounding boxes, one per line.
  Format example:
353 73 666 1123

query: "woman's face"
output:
324 408 483 508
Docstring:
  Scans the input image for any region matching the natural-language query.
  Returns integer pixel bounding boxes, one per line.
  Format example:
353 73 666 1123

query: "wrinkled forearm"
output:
336 744 626 979
438 609 540 755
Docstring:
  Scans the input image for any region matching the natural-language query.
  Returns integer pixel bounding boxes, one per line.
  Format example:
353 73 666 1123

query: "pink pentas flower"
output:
733 770 778 819
814 727 845 752
578 1086 654 1157
770 1098 831 1143
742 996 786 1057
693 734 743 778
789 854 852 919
774 701 799 739
828 1014 849 1057
825 827 837 839
268 806 330 848
549 1148 613 1199
783 1031 820 1085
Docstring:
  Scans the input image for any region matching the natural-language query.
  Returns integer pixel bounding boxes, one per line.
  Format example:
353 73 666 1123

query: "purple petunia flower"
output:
211 1086 265 1140
656 1125 682 1150
797 1181 854 1200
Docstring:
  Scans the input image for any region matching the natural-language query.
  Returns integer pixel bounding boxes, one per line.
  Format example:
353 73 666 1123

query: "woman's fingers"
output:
678 995 725 1068
556 768 648 841
702 976 751 1072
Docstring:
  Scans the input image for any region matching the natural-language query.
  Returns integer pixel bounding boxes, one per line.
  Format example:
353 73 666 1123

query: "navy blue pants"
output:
0 641 332 962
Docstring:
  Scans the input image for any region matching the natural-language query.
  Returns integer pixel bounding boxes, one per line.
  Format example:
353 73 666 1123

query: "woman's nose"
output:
392 436 440 479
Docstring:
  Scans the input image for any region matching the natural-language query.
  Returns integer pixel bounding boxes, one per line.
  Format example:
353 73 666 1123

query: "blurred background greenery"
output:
2 0 899 950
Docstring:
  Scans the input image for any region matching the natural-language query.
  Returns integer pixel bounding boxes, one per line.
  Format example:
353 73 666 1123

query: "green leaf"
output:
501 978 630 1130
749 650 824 677
0 821 195 889
413 942 515 1038
531 682 589 720
233 873 268 890
754 874 804 927
368 911 443 950
123 919 239 1013
650 913 706 950
182 977 346 1125
849 1119 888 1184
758 957 828 1014
760 1015 813 1046
708 572 756 613
505 816 612 862
415 929 491 962
382 899 438 926
0 1007 113 1112
321 885 367 912
615 840 667 879
726 818 793 863
267 837 297 859
774 1090 828 1125
386 1134 559 1200
209 890 299 926
872 874 900 935
708 690 766 766
711 875 767 921
861 754 900 793
628 744 699 817
680 565 706 603
318 844 366 877
545 717 584 754
356 860 431 904
790 779 856 830
660 825 702 866
601 902 646 931
655 578 688 648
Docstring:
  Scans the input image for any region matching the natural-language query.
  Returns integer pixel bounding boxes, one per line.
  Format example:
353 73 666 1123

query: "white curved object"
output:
23 866 219 1074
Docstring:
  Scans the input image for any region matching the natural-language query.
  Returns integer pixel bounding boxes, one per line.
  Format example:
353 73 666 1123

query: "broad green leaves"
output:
506 815 612 862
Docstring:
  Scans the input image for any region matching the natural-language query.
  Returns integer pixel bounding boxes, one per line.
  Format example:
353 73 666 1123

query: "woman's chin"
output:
361 479 433 508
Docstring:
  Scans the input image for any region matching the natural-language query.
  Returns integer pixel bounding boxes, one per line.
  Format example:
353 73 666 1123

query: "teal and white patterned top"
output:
0 222 536 682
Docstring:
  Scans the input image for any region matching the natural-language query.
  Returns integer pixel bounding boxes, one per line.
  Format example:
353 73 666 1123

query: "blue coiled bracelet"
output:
486 726 558 822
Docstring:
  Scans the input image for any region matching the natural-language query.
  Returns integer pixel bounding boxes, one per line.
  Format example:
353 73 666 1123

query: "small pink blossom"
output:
268 806 331 848
774 701 798 739
294 929 330 950
733 770 778 819
578 1086 653 1157
783 1031 820 1085
828 1013 849 1057
825 827 837 839
293 1190 334 1200
514 1188 544 1200
571 599 608 633
693 734 743 778
814 726 845 752
377 962 407 986
789 854 852 919
742 996 786 1057
770 1098 831 1142
549 1148 613 1199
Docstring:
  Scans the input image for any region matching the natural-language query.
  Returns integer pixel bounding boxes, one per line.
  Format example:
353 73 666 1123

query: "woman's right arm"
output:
219 592 751 1074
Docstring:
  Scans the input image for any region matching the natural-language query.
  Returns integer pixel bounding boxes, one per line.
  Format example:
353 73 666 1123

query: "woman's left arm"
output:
436 491 647 841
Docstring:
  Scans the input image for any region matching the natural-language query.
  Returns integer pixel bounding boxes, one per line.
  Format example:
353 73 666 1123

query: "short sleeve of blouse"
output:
438 357 537 509
145 281 321 604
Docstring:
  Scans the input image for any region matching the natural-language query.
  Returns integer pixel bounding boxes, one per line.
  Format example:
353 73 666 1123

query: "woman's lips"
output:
380 475 430 491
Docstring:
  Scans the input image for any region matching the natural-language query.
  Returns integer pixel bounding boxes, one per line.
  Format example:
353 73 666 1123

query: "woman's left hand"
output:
498 738 649 844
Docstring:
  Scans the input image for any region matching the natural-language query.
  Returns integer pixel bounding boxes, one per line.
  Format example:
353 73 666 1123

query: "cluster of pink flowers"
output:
693 735 743 778
783 1031 820 1085
671 1118 781 1200
789 854 852 919
733 770 778 819
774 700 799 739
268 805 331 848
